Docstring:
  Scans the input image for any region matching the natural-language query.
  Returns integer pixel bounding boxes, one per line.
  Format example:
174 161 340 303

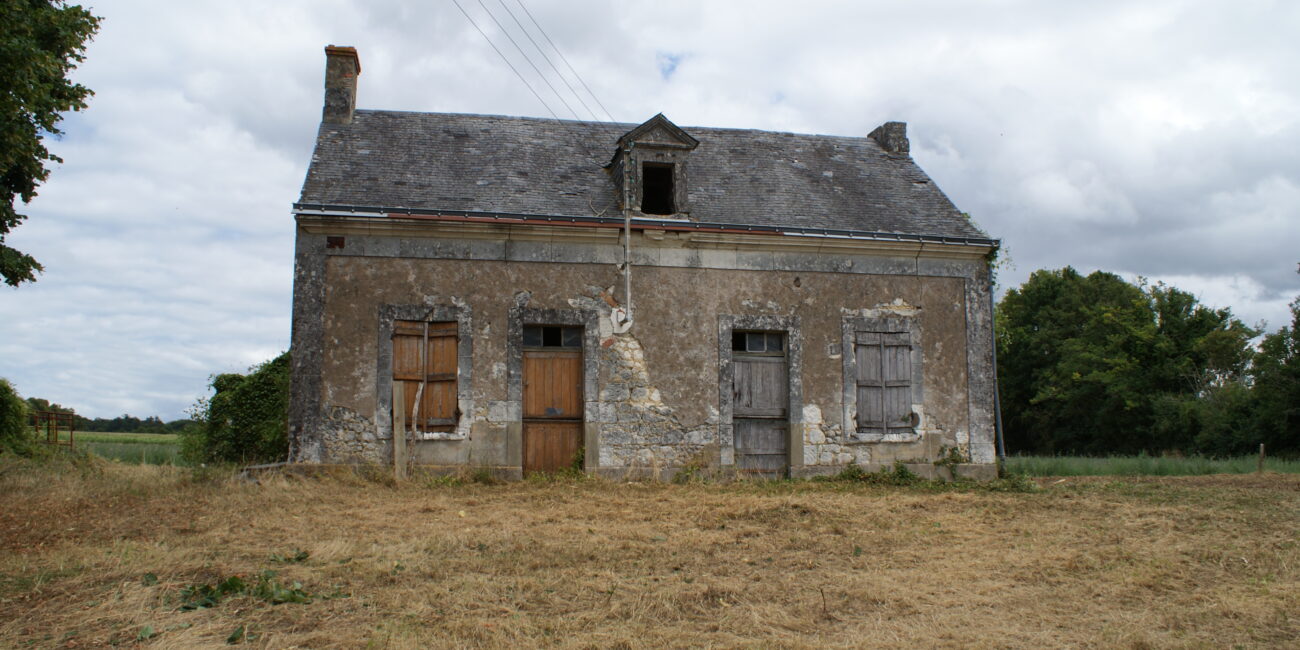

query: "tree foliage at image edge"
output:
0 0 101 286
0 377 34 454
996 267 1298 457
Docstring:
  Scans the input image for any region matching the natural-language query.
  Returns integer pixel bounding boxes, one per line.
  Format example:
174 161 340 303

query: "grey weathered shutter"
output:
855 331 912 434
855 332 884 433
882 332 912 430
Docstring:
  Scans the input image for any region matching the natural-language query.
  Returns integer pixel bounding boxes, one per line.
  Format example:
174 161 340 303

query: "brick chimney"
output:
323 45 361 125
869 121 909 155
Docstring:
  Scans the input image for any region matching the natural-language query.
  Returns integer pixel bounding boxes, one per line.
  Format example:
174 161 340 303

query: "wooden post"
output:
1257 443 1265 474
393 384 407 480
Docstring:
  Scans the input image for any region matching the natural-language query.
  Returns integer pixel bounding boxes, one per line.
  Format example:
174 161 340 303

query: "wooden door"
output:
523 345 583 474
731 331 789 476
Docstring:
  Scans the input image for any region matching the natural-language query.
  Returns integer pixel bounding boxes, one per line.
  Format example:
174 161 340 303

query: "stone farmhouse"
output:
289 46 1001 479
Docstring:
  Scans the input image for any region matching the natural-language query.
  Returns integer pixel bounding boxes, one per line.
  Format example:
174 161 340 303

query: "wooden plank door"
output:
523 348 583 474
732 331 789 476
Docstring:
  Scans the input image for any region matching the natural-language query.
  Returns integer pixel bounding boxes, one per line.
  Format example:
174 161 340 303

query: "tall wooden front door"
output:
731 331 789 476
522 325 583 474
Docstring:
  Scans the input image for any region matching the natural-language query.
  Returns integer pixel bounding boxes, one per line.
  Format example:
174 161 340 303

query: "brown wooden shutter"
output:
393 321 457 433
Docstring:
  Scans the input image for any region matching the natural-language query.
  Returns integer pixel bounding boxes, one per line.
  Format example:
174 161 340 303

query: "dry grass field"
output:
1 459 1297 649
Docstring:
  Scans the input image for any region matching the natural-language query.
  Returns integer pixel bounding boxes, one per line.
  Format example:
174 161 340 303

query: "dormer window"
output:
641 163 676 215
610 113 699 219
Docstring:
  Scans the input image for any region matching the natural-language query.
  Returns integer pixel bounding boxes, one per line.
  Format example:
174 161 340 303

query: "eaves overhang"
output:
293 202 999 252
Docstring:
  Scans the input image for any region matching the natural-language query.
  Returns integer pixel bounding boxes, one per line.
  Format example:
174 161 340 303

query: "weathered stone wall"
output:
298 226 992 476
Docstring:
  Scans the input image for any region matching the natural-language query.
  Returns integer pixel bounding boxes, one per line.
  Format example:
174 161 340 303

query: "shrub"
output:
0 377 34 455
182 352 290 465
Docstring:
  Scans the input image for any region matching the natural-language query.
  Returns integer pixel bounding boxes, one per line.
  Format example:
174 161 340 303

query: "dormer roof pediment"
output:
616 113 699 149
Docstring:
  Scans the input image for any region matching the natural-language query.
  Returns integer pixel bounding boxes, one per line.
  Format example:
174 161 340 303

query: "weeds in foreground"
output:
178 570 312 610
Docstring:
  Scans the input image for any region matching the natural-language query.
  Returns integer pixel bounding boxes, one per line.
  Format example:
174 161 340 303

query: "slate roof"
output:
298 110 989 240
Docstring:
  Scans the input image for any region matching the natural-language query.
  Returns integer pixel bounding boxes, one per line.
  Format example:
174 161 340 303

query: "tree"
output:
182 352 291 464
996 268 1256 456
0 1 101 286
1251 297 1300 456
1 378 34 454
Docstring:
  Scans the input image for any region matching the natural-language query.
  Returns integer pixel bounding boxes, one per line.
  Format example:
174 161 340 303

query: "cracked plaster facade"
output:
290 226 998 480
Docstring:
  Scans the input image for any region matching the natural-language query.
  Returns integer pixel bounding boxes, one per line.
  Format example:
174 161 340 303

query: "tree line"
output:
21 398 195 433
997 267 1298 458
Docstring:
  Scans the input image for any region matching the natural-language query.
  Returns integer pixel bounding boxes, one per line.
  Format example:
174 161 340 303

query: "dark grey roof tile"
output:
299 111 988 239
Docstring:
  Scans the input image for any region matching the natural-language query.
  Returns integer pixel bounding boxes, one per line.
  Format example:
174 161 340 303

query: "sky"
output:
2 0 1297 420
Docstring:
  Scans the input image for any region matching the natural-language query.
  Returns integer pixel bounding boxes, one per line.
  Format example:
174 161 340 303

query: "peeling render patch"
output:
596 331 717 469
570 288 717 470
801 403 861 467
798 401 969 468
320 406 384 463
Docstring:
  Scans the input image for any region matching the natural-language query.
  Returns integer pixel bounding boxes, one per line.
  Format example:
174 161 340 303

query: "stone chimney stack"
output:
323 45 361 125
869 121 909 155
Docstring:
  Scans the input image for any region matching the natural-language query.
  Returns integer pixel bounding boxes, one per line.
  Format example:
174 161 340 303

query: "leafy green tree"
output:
0 1 101 286
1251 297 1300 456
1 378 34 454
996 268 1256 455
24 396 73 414
183 352 290 464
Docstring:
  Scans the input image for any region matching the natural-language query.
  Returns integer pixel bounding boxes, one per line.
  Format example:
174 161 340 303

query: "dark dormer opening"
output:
641 162 676 215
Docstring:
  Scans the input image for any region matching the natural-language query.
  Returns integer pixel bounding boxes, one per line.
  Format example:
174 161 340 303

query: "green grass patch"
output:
58 431 180 444
1006 454 1300 476
80 441 182 465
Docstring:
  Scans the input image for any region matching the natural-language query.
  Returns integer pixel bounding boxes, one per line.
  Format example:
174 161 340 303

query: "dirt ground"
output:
1 460 1297 649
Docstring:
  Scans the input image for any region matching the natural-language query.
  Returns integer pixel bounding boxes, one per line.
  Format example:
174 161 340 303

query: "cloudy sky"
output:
2 0 1297 420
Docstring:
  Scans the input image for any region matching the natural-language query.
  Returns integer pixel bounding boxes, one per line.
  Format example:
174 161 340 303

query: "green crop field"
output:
38 431 183 465
67 431 180 444
81 441 181 465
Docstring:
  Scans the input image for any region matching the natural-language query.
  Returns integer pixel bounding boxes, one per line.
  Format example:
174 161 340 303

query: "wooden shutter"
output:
855 331 912 435
393 321 457 433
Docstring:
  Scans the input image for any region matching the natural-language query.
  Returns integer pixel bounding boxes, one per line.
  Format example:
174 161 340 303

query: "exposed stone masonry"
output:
319 405 383 463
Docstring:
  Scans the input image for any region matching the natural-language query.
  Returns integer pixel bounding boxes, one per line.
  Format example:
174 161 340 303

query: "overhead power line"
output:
451 0 617 177
511 0 618 123
450 0 562 121
474 0 585 122
493 0 601 123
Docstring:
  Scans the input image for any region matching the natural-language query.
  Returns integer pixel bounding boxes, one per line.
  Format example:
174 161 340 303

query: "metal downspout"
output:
615 142 634 332
990 274 1007 466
